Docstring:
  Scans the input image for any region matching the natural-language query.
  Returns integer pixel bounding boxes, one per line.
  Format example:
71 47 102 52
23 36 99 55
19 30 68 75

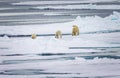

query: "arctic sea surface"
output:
0 0 120 78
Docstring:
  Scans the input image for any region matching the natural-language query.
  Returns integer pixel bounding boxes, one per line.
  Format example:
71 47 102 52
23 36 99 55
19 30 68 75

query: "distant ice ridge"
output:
74 11 120 33
75 57 120 64
12 0 118 5
35 4 120 10
0 11 120 35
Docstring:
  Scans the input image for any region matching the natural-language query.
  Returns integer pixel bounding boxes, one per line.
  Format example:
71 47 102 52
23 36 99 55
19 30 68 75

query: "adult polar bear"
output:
72 25 80 36
55 25 79 39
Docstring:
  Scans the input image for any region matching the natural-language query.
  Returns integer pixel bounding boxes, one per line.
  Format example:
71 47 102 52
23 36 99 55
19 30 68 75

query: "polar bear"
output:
55 30 62 39
72 25 79 36
31 33 37 39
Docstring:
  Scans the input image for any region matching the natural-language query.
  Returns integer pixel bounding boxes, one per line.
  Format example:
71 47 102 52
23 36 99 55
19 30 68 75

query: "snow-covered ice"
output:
0 11 120 78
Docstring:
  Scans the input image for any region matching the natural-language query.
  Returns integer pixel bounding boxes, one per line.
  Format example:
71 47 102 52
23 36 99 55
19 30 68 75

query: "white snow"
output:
35 4 120 10
0 12 44 16
0 8 14 10
0 11 120 54
0 11 120 78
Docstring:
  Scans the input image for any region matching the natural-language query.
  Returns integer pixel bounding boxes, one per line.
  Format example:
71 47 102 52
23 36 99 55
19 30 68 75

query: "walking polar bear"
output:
55 30 62 39
72 25 79 36
31 33 37 39
31 25 79 39
55 25 79 39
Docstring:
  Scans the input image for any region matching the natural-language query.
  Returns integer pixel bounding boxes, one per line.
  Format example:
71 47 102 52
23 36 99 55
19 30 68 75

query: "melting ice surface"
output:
0 12 120 78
